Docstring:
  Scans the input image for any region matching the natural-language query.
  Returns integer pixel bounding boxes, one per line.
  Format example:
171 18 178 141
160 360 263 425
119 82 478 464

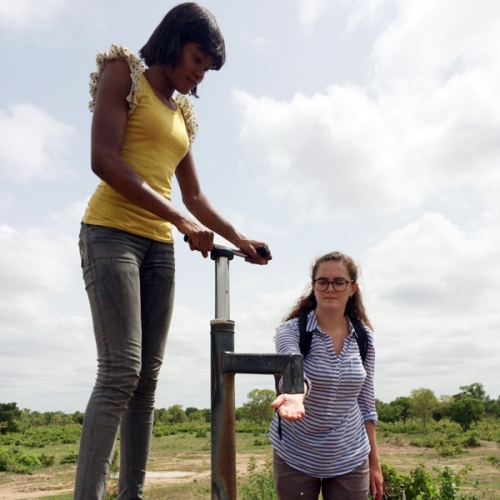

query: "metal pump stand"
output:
209 245 304 500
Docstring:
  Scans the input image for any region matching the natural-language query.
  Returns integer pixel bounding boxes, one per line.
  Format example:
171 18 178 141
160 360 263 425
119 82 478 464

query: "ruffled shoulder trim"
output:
174 94 198 144
88 44 144 116
88 44 198 144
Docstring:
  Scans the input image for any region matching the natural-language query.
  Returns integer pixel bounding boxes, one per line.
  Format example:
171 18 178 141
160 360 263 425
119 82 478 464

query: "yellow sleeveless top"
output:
82 45 198 243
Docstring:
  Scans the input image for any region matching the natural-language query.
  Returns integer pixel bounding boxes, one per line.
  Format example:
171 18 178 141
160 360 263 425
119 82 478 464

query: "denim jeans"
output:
74 224 175 500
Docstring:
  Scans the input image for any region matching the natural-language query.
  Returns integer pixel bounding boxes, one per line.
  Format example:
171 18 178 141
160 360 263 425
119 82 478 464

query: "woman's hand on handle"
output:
176 218 214 258
270 393 305 422
236 238 272 265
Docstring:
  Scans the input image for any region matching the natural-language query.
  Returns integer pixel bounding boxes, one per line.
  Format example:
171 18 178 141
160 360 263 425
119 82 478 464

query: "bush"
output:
240 455 276 500
461 431 481 448
39 453 56 467
0 448 12 471
60 449 79 464
253 437 270 447
436 443 463 457
0 447 55 474
381 463 411 499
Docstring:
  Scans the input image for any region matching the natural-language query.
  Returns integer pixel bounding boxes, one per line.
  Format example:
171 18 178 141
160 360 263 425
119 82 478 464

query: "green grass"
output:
1 419 500 499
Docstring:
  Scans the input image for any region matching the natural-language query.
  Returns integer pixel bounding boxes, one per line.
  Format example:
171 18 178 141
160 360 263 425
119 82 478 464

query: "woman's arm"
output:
175 150 271 264
365 420 383 500
90 59 214 254
269 320 309 420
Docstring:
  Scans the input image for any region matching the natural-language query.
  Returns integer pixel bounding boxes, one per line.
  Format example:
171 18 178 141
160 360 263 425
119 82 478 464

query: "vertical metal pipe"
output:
215 256 230 320
211 319 236 500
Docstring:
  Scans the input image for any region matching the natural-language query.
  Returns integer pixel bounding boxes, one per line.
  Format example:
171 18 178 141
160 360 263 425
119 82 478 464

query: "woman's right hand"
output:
177 218 214 258
270 394 305 421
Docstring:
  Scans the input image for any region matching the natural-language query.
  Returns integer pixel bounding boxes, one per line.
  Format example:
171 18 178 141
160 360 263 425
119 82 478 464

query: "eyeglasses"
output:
313 278 354 292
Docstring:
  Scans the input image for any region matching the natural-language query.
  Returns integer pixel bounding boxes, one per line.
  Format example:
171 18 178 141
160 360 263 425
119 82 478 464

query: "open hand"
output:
270 393 305 421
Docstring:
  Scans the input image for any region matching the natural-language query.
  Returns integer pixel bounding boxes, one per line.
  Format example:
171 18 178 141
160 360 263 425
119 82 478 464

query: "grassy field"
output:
1 420 500 499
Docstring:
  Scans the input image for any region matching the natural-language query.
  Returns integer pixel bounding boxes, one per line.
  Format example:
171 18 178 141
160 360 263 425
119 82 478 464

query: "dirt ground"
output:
1 442 499 500
0 452 262 500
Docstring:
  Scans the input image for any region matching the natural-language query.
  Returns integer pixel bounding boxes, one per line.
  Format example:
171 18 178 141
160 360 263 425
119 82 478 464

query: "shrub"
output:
0 448 12 471
381 463 411 499
39 453 56 467
461 431 481 448
11 448 42 474
253 437 270 447
60 449 79 464
436 443 463 457
240 455 276 500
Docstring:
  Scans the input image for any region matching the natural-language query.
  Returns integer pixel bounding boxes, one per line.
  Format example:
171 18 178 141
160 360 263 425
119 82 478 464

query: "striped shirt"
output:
269 310 378 478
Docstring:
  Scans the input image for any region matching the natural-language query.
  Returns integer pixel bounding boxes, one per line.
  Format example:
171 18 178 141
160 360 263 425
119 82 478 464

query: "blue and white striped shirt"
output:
269 310 378 478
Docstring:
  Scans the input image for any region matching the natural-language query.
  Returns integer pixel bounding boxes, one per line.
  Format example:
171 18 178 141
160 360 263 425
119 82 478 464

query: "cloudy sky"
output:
1 0 499 414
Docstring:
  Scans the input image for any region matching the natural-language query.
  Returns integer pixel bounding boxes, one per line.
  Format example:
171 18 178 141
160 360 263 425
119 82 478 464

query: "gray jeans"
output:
74 224 175 500
273 451 370 500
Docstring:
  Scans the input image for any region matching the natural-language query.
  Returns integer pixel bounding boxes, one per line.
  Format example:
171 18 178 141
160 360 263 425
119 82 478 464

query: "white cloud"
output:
235 0 500 219
362 212 500 401
0 0 69 30
297 0 328 29
364 212 500 314
0 223 77 294
0 201 93 410
0 104 76 182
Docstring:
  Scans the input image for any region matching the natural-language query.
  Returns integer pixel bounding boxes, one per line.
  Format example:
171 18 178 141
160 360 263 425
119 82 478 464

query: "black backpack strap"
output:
348 316 368 363
298 310 312 357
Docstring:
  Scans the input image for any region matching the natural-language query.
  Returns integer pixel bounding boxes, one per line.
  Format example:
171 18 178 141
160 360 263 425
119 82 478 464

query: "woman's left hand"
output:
237 239 272 265
370 462 384 500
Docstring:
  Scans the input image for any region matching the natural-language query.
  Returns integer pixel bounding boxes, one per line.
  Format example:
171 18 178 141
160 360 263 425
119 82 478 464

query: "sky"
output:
1 0 499 414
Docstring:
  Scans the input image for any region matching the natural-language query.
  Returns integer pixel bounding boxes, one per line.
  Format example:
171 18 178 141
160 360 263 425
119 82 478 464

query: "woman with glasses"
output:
270 252 383 500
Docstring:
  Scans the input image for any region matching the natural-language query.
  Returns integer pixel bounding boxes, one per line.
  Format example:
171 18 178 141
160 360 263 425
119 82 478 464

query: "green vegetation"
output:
0 382 499 498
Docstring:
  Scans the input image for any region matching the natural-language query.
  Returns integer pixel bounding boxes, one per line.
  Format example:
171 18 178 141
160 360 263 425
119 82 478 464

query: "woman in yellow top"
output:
75 4 271 498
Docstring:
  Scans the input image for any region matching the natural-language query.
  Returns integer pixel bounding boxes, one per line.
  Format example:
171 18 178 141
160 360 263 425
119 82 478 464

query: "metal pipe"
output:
212 247 234 320
211 319 237 500
222 353 304 393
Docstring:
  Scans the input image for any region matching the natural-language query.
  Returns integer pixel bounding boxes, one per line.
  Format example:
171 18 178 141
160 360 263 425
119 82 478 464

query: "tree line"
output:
376 382 500 431
1 382 499 434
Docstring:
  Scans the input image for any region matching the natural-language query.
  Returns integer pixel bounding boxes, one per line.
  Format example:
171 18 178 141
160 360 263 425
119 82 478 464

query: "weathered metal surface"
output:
222 353 304 393
211 319 237 500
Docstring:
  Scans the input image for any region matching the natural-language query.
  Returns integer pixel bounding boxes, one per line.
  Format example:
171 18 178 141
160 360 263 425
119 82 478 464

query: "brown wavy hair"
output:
284 251 372 329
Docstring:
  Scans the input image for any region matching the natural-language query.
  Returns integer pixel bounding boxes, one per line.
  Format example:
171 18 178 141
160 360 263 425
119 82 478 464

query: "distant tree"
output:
376 399 399 425
410 388 438 427
154 408 171 425
241 389 275 425
455 382 487 402
438 395 454 420
72 411 85 425
51 413 63 426
485 397 500 417
448 396 485 431
432 409 443 422
185 407 198 417
186 410 205 423
392 397 411 424
0 402 20 434
167 404 187 424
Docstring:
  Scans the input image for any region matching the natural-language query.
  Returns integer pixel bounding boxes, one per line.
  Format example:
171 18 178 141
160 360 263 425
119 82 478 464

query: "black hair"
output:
139 3 225 96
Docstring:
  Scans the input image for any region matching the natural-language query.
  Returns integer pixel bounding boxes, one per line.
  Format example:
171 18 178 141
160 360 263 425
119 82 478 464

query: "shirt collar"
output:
307 310 354 337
